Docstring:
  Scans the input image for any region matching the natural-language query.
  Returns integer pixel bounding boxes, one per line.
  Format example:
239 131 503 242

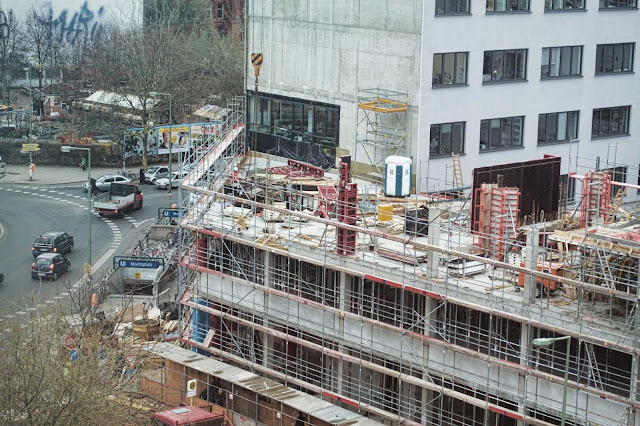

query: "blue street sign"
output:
68 349 79 361
118 260 160 269
126 369 136 379
98 349 107 360
162 209 186 217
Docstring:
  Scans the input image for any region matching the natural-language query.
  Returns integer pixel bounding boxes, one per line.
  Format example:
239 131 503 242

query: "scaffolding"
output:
354 88 408 177
170 122 640 426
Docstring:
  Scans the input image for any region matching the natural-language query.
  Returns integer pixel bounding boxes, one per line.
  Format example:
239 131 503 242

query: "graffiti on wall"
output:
36 1 107 45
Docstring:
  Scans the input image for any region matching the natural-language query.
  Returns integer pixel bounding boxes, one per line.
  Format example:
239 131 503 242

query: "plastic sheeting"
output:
258 135 335 170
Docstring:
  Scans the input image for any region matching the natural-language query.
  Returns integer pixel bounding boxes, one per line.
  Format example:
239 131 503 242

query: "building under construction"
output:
138 94 640 426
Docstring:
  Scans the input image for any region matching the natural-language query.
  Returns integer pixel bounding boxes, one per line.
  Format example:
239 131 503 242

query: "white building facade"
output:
247 0 639 200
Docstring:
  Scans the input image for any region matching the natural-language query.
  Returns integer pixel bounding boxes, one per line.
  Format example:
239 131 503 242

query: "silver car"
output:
84 174 132 193
154 171 188 189
145 166 170 183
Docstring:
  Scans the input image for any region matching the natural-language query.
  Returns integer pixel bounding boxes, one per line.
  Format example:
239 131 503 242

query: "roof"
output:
39 231 64 237
151 406 223 425
35 253 60 259
192 104 229 120
84 90 155 111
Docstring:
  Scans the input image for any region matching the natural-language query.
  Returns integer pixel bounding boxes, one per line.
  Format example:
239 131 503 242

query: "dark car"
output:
32 231 74 258
31 253 71 280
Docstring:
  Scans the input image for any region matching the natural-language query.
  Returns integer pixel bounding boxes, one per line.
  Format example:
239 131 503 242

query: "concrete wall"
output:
419 2 640 199
247 0 423 164
199 269 632 425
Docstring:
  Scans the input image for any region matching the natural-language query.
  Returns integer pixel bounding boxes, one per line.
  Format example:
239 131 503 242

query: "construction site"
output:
123 89 640 426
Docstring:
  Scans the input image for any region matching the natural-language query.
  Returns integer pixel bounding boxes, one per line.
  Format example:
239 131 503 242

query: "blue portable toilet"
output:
384 156 412 197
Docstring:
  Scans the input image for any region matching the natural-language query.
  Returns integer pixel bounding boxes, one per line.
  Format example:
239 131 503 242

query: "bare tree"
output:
0 7 24 106
0 299 149 425
24 8 57 97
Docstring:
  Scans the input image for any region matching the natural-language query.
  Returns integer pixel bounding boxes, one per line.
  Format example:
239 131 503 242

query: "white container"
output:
384 156 412 197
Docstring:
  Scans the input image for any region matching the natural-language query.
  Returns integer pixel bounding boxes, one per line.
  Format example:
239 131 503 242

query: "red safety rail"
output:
580 170 611 228
337 158 358 256
473 185 520 260
269 159 325 178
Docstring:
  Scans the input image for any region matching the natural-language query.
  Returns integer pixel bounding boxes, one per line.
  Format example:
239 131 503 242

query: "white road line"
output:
15 311 26 315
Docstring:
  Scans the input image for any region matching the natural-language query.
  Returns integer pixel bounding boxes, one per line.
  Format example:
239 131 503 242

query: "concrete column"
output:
421 294 440 424
336 271 347 394
516 228 538 424
262 252 273 368
427 208 441 278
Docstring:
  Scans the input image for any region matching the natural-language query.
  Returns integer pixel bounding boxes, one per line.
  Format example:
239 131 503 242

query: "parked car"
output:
145 166 170 183
32 231 74 258
31 253 71 280
84 174 131 193
154 171 188 189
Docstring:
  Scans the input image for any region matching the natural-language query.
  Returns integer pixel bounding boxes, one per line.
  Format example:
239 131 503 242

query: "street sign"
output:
64 334 78 350
84 262 92 275
125 355 139 368
98 349 107 360
187 379 197 397
158 208 187 218
21 143 40 152
68 349 79 362
118 259 160 269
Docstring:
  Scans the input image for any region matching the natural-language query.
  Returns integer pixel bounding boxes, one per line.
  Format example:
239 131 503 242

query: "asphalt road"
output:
0 183 174 312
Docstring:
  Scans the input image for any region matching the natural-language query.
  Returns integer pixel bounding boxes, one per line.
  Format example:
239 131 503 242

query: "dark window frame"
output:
217 2 224 19
592 106 631 138
538 111 580 144
595 43 635 74
545 0 586 10
560 174 577 202
432 52 469 86
599 0 638 9
541 46 583 78
436 0 471 15
486 0 531 12
483 49 528 83
247 91 340 155
479 116 525 151
430 121 466 156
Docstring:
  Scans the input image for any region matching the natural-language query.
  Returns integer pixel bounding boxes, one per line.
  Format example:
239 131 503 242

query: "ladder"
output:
452 153 464 197
605 187 627 224
584 342 603 391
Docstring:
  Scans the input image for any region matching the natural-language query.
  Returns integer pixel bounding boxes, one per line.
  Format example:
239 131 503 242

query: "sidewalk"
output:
0 164 133 185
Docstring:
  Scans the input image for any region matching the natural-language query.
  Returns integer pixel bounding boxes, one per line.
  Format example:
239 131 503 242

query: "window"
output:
560 174 577 202
480 116 524 151
541 46 582 77
432 52 469 86
592 106 630 137
607 166 628 196
217 2 224 19
486 0 530 12
483 49 527 82
595 43 634 74
436 0 470 14
600 0 637 8
538 111 579 143
545 0 586 9
430 122 465 156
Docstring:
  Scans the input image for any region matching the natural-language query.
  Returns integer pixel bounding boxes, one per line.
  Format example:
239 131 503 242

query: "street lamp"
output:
61 145 92 274
24 67 32 138
149 91 172 206
532 335 571 425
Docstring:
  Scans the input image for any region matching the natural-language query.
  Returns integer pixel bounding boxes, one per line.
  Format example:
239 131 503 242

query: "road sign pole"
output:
29 152 32 181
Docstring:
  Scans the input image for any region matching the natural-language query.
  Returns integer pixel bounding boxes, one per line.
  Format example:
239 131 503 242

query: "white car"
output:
83 174 132 193
154 171 188 189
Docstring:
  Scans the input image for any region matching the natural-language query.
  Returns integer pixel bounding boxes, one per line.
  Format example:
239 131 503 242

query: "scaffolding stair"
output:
605 187 628 224
584 342 603 391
